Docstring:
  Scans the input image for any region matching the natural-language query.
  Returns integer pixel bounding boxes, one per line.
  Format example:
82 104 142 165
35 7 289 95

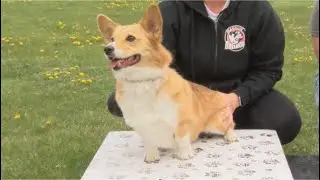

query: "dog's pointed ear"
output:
97 14 118 42
140 4 163 41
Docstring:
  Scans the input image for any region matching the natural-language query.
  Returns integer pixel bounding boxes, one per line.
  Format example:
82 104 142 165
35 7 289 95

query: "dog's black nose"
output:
104 46 114 55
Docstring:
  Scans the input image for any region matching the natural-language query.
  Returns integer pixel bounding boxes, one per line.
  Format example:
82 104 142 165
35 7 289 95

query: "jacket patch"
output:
224 25 246 52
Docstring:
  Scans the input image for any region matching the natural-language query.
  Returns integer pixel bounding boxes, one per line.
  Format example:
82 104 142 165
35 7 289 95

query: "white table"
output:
81 130 293 180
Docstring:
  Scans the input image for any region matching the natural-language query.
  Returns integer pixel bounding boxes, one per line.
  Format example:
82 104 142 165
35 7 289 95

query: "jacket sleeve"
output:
232 2 285 106
159 0 179 65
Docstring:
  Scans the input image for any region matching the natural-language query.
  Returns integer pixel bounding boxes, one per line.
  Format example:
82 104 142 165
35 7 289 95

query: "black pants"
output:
107 89 302 145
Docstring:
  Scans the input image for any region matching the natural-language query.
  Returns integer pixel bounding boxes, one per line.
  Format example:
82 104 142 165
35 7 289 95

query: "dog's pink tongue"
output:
110 59 126 69
110 60 124 69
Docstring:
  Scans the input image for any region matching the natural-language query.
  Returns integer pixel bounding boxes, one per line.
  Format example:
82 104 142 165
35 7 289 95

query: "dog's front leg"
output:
144 143 160 163
174 123 195 160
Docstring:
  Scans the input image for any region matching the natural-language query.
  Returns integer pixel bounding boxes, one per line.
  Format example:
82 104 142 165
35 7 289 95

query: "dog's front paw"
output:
224 129 238 142
144 149 160 163
174 148 195 160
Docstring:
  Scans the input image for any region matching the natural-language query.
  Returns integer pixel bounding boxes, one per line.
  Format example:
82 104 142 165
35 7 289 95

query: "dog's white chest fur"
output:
118 80 178 149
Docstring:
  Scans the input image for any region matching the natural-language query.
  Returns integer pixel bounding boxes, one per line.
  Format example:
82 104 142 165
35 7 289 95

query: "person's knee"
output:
249 90 302 145
277 109 302 145
107 91 123 118
271 94 302 145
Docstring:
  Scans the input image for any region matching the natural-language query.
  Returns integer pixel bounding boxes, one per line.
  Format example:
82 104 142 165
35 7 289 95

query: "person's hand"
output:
220 93 240 126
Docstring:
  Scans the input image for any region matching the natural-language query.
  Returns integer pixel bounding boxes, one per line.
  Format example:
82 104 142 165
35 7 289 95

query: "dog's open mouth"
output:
110 54 141 70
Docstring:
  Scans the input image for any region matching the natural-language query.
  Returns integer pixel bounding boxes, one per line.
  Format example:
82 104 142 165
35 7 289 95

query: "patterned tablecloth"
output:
81 130 293 180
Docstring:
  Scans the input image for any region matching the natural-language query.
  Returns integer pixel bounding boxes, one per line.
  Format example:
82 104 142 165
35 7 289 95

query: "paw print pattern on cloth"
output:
234 162 251 167
238 153 254 159
206 153 221 159
265 151 280 156
241 145 258 150
240 135 255 140
177 163 196 169
258 141 275 145
204 161 222 168
205 171 222 178
172 172 190 180
263 159 280 165
238 169 256 176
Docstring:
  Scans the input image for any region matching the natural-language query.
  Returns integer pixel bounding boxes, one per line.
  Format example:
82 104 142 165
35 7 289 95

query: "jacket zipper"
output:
212 14 222 76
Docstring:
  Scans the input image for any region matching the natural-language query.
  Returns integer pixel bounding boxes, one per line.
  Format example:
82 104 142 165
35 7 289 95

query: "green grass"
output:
1 0 318 179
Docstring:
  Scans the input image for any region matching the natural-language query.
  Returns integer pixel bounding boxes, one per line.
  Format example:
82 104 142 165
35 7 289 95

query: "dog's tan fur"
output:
97 4 237 163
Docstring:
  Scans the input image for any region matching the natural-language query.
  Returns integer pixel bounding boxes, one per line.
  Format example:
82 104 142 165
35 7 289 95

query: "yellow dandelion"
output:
45 73 51 77
73 41 81 46
69 36 77 40
54 55 58 58
1 37 6 41
40 49 44 52
71 79 76 82
79 72 85 76
48 76 54 80
46 120 52 125
10 43 15 46
92 36 102 41
53 67 60 71
4 39 9 43
96 36 102 40
65 71 71 75
19 41 24 45
70 67 76 70
81 79 86 83
14 114 21 119
86 79 93 83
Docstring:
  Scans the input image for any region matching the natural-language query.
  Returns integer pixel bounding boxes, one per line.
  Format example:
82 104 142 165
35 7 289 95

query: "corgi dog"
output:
97 4 237 163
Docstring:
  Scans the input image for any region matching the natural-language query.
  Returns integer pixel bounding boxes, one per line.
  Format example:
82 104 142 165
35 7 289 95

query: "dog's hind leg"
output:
224 122 237 142
204 111 238 142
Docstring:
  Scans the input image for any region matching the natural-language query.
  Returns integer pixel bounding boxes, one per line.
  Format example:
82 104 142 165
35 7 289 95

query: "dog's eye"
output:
110 37 114 42
126 35 136 42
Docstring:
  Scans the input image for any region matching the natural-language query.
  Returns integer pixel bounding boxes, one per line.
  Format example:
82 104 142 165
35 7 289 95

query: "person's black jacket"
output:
107 0 285 116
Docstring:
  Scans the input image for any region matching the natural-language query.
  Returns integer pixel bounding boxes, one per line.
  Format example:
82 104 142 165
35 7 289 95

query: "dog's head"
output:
97 5 172 81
